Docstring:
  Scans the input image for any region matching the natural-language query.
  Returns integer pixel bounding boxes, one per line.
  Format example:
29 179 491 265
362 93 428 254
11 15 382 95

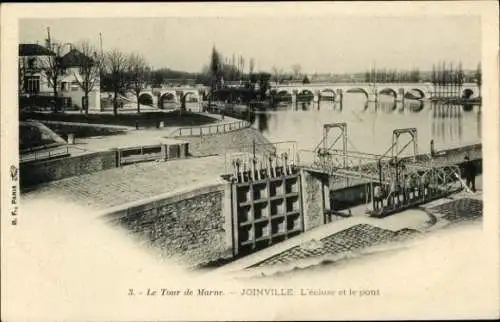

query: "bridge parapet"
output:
271 82 479 101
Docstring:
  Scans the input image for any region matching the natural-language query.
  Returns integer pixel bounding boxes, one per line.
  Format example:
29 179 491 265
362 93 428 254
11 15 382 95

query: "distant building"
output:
18 43 100 110
59 47 100 111
18 43 55 95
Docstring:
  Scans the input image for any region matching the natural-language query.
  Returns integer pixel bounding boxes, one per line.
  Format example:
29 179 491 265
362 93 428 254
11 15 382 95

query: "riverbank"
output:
20 110 217 128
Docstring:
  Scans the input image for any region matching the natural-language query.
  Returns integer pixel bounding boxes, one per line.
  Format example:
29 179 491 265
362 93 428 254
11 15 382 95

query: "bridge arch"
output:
405 88 426 100
277 89 292 96
345 88 369 100
320 88 336 96
138 92 154 106
298 89 314 96
462 88 479 99
158 92 176 109
182 91 199 102
378 88 398 98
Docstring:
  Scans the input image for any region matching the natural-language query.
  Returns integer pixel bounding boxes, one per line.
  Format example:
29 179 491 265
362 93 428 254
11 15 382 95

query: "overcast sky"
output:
19 16 481 74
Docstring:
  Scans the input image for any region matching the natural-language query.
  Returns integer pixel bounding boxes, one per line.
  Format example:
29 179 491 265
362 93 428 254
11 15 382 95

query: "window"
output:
24 76 40 94
27 58 36 69
71 81 80 92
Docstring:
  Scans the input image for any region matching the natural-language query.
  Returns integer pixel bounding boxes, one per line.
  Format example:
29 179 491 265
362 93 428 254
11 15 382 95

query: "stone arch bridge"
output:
133 86 204 110
271 82 480 102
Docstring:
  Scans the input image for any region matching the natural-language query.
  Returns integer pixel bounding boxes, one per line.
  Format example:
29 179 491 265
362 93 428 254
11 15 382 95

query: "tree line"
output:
364 68 421 83
202 47 310 102
205 46 273 102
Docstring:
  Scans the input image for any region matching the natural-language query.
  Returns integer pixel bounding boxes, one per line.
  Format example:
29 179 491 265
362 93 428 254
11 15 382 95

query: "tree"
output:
40 42 64 112
271 66 283 85
431 64 436 85
209 46 222 99
291 64 301 81
364 71 370 83
127 53 149 113
249 58 255 76
302 75 310 84
104 48 129 116
257 72 271 100
72 41 104 115
475 63 482 94
240 56 245 79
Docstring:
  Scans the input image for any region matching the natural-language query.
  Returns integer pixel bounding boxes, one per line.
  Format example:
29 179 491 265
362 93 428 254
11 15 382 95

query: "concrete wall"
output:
105 183 233 267
20 150 117 188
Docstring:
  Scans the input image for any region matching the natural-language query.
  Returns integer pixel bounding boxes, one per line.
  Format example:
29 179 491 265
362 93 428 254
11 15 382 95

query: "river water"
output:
251 94 481 156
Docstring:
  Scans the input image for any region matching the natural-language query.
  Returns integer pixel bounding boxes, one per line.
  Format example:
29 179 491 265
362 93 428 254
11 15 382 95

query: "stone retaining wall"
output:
301 170 327 231
104 183 233 267
20 150 117 188
181 127 271 157
20 141 190 189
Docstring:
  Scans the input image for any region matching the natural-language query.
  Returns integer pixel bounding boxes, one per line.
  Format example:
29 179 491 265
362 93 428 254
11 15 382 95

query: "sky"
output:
19 16 481 74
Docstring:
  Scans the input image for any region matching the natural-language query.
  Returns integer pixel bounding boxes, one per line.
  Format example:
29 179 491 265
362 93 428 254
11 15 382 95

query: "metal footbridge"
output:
223 122 468 218
298 123 467 217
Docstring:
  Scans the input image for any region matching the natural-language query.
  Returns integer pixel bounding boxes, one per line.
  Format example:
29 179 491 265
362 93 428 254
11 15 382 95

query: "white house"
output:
19 43 100 110
59 47 100 111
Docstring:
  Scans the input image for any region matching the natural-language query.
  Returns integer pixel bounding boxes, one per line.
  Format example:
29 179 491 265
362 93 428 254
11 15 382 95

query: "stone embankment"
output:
105 182 232 267
182 127 271 157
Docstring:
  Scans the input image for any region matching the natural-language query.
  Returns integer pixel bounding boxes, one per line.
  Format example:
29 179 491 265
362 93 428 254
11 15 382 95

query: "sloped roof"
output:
19 44 55 56
60 49 93 68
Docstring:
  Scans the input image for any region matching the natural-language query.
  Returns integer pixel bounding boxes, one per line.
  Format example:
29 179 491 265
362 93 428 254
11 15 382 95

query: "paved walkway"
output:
23 155 228 210
34 112 245 156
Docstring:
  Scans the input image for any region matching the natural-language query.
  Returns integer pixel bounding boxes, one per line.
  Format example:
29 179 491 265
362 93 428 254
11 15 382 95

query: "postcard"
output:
1 2 499 321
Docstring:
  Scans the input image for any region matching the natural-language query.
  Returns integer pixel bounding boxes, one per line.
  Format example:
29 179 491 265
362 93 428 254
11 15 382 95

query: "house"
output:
18 43 55 95
18 43 100 111
59 48 101 111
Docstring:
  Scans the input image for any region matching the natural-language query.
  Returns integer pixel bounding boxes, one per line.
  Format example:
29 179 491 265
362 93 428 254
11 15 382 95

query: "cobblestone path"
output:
23 155 227 210
428 198 483 223
253 224 420 267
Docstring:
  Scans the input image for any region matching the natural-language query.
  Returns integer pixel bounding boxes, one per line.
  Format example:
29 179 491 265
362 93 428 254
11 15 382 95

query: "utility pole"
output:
46 26 52 50
99 32 103 56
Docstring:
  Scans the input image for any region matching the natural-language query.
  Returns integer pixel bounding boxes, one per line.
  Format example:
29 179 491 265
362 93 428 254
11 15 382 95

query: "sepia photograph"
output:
1 2 499 321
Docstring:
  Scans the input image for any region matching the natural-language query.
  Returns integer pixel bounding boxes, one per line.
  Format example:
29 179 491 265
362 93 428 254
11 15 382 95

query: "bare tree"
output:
272 66 283 85
104 48 129 116
72 41 104 115
249 58 255 76
475 62 482 95
240 56 245 80
291 64 301 80
40 42 64 112
127 53 149 113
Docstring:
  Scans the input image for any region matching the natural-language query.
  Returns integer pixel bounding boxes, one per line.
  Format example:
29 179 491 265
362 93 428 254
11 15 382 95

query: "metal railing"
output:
20 146 70 163
118 144 164 165
174 120 251 137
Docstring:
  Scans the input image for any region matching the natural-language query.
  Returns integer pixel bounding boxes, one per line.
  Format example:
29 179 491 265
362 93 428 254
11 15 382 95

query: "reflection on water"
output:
431 104 464 143
251 94 481 155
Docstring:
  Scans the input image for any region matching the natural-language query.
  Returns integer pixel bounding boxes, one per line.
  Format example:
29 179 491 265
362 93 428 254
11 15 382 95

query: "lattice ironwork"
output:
299 124 466 217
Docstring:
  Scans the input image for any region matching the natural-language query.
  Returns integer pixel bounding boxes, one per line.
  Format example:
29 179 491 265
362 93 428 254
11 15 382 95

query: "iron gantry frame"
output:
300 123 465 217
